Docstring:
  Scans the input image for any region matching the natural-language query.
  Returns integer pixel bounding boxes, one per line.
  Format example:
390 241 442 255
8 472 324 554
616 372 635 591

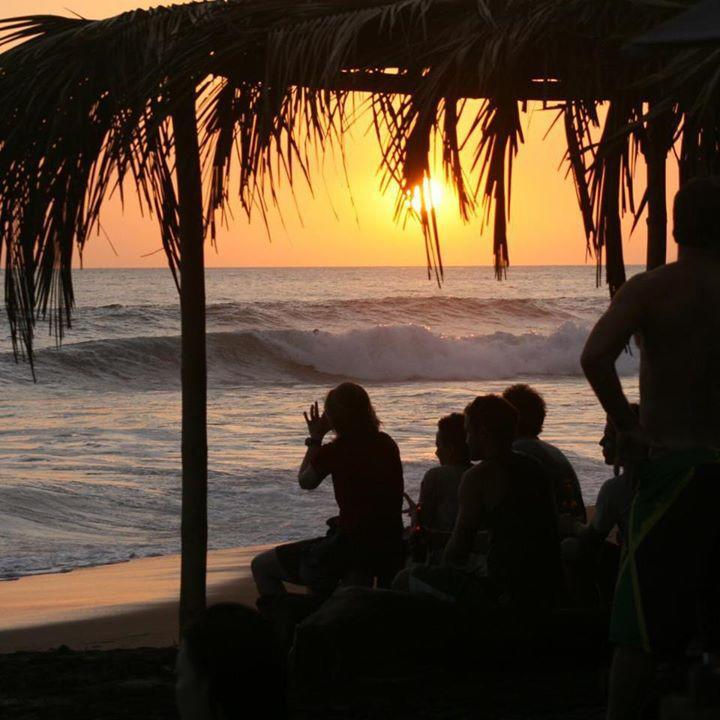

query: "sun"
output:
410 177 445 214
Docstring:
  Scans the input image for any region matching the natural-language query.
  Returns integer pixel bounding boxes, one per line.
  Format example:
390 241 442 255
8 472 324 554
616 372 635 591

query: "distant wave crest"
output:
64 294 597 335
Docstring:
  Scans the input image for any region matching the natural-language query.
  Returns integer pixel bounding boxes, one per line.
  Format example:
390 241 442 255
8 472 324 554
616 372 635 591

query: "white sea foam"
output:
0 322 638 388
265 321 638 382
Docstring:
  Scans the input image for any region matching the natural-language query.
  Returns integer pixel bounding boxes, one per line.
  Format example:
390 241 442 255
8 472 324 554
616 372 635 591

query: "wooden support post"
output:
601 103 627 296
643 111 672 270
604 161 627 296
172 84 208 632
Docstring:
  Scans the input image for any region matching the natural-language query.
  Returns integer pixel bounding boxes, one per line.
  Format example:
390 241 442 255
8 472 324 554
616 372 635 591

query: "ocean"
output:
0 266 640 580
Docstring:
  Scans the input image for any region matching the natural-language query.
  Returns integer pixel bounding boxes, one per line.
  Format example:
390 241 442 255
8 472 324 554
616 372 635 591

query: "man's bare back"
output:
587 178 720 720
582 250 720 451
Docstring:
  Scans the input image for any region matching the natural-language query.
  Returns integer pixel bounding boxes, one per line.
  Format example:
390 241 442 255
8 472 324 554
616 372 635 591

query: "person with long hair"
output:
251 382 404 599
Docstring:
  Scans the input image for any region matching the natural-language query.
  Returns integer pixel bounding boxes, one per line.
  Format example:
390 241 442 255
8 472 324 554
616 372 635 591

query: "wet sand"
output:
0 546 269 652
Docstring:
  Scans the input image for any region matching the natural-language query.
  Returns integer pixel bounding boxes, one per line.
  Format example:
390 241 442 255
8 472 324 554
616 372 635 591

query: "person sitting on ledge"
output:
404 395 563 614
416 412 473 560
502 383 587 524
563 403 640 548
560 405 639 604
251 382 404 600
176 603 287 720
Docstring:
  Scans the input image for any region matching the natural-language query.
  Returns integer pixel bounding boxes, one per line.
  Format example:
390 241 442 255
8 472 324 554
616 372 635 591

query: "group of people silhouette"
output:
176 177 720 720
252 382 597 612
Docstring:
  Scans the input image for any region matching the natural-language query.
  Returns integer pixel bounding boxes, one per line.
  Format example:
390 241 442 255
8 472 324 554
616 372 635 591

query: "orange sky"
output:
4 1 680 268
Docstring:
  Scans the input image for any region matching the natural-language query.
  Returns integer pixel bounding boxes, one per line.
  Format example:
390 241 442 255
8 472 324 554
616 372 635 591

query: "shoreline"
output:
1 504 599 654
0 545 271 653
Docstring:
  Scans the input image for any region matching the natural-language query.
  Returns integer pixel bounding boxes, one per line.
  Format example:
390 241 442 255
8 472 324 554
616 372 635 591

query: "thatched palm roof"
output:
634 0 720 46
1 0 719 363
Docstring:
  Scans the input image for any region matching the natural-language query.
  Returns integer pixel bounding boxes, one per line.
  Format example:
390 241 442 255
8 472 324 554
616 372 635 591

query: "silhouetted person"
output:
561 405 639 604
563 404 639 547
582 177 720 720
393 413 471 588
417 413 472 555
252 382 404 598
406 395 563 615
176 603 286 720
502 384 586 523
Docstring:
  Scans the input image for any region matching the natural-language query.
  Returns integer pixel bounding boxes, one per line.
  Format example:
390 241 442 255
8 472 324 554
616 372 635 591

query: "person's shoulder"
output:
376 431 401 454
510 449 552 483
422 465 445 483
536 438 576 468
597 471 632 498
510 448 544 468
512 437 541 454
457 463 484 495
612 269 656 300
377 431 398 446
459 462 483 481
613 265 676 305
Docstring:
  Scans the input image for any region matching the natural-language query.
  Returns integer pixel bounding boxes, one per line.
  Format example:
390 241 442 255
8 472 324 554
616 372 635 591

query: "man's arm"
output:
581 276 645 433
443 467 485 566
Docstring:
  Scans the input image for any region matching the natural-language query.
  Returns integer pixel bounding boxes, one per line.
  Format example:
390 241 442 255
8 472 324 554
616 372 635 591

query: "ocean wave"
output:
0 322 638 387
61 295 597 334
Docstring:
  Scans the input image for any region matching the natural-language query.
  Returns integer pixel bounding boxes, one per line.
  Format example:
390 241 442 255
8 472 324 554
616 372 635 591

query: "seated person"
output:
405 395 563 614
176 603 286 720
251 382 404 598
560 405 639 605
503 383 586 523
563 404 640 547
415 413 472 558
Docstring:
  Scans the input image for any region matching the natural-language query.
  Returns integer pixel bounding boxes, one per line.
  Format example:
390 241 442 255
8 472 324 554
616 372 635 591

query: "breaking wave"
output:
0 321 638 388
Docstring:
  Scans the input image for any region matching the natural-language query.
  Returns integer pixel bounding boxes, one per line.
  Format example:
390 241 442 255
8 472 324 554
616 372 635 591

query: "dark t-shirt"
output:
513 437 586 522
419 464 471 532
482 452 564 607
312 431 404 551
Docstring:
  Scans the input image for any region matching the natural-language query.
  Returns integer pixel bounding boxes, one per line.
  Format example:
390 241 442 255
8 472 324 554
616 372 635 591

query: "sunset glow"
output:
410 177 445 214
1 0 680 269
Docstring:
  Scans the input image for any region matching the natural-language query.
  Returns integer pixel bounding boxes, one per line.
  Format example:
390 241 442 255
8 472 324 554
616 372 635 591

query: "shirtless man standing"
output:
581 177 720 720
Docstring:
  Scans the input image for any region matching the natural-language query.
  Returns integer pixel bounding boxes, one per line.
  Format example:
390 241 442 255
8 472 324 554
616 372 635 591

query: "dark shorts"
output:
611 452 720 654
276 531 403 593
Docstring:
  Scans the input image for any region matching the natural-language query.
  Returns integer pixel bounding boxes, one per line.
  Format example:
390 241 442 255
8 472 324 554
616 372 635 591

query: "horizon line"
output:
73 262 644 270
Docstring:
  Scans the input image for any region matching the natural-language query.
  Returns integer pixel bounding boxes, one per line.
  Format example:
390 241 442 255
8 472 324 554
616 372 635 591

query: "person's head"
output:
673 176 720 250
435 413 471 466
464 394 518 461
501 384 546 438
176 603 286 720
324 382 380 438
599 403 640 469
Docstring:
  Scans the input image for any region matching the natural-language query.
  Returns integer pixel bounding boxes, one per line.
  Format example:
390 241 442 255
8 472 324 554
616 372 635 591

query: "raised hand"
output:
303 401 330 440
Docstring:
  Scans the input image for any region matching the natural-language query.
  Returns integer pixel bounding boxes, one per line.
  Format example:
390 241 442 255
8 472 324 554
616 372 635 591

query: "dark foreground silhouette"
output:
0 645 608 720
